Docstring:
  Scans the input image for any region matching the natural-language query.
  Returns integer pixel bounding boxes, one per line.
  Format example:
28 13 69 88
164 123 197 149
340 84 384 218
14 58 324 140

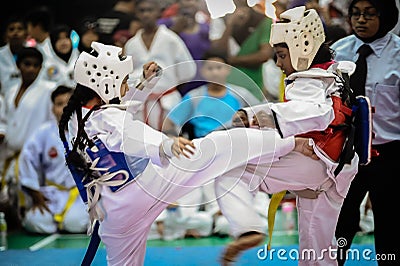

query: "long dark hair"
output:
311 43 335 65
58 84 98 143
58 84 98 172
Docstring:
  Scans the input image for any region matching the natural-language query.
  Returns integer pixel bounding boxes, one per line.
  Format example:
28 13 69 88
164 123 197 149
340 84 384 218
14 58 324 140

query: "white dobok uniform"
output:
4 78 56 153
69 103 295 265
2 77 56 187
19 121 89 233
148 186 213 241
215 63 359 266
124 25 196 130
0 44 21 95
40 47 80 88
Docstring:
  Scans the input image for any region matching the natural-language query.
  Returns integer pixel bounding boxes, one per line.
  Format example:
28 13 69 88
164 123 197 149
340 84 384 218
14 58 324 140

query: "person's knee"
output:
23 209 57 234
63 209 89 233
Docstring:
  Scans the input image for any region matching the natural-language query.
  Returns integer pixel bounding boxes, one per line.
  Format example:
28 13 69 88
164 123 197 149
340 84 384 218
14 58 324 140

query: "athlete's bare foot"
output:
220 232 265 265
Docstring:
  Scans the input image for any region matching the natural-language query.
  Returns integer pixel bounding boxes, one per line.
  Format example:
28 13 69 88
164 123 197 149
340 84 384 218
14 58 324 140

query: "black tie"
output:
350 44 373 96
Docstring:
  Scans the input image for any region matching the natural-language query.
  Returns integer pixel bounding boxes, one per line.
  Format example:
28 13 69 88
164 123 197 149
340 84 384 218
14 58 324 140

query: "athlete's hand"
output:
137 61 162 90
171 137 196 158
294 137 319 160
142 61 161 80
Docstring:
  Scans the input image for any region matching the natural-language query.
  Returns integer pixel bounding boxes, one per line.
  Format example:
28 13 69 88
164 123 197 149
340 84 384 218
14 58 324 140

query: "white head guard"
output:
270 6 325 71
74 42 133 103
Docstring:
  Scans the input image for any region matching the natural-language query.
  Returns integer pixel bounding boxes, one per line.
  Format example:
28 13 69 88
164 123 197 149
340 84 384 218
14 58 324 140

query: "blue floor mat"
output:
0 244 378 266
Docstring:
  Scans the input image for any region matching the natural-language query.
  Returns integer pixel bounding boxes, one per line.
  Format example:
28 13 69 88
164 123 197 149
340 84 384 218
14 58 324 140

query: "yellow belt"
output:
267 190 287 250
53 187 79 230
46 180 69 191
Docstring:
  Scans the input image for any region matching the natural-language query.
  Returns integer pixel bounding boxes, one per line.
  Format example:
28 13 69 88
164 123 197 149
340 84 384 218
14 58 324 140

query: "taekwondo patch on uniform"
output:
48 147 58 158
47 66 59 79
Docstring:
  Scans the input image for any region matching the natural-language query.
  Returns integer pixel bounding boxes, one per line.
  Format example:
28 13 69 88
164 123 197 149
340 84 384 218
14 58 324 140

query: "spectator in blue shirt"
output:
162 49 260 139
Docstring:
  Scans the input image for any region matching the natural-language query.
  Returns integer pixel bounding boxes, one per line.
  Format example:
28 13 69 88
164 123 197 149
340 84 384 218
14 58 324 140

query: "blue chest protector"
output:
84 138 149 193
61 106 149 265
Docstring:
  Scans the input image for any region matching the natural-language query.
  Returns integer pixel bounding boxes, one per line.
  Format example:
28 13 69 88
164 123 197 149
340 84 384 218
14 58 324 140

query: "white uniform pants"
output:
97 128 295 265
215 151 357 266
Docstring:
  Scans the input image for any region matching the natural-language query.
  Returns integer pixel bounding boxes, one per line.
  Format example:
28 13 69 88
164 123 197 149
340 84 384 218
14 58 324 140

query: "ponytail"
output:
58 84 99 172
58 84 98 143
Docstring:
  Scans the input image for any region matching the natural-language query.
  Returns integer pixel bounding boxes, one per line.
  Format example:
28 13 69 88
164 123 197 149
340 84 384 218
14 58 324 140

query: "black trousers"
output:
335 140 399 265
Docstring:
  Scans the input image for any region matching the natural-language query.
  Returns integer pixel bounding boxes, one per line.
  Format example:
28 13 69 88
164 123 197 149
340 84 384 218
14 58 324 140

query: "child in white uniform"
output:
0 15 28 95
59 41 314 265
2 47 57 222
19 86 89 234
41 25 80 88
216 7 359 265
149 186 213 241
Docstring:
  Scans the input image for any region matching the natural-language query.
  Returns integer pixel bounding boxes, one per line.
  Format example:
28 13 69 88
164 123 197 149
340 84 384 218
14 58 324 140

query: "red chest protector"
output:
297 96 352 162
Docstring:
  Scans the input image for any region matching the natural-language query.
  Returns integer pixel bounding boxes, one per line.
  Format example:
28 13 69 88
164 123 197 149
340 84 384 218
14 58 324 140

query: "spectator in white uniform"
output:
0 14 28 95
40 24 80 88
19 85 89 234
124 0 196 131
1 47 56 222
149 186 213 241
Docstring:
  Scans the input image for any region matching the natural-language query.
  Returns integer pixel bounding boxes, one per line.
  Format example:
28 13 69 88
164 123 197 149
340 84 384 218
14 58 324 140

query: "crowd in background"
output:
0 0 399 244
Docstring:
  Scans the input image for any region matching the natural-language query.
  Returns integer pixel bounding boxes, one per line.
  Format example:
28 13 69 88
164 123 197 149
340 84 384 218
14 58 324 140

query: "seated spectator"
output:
161 0 210 23
113 29 133 49
148 186 213 241
24 6 54 59
162 49 260 139
2 47 57 225
0 93 6 186
19 86 89 234
0 94 15 229
0 94 5 146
